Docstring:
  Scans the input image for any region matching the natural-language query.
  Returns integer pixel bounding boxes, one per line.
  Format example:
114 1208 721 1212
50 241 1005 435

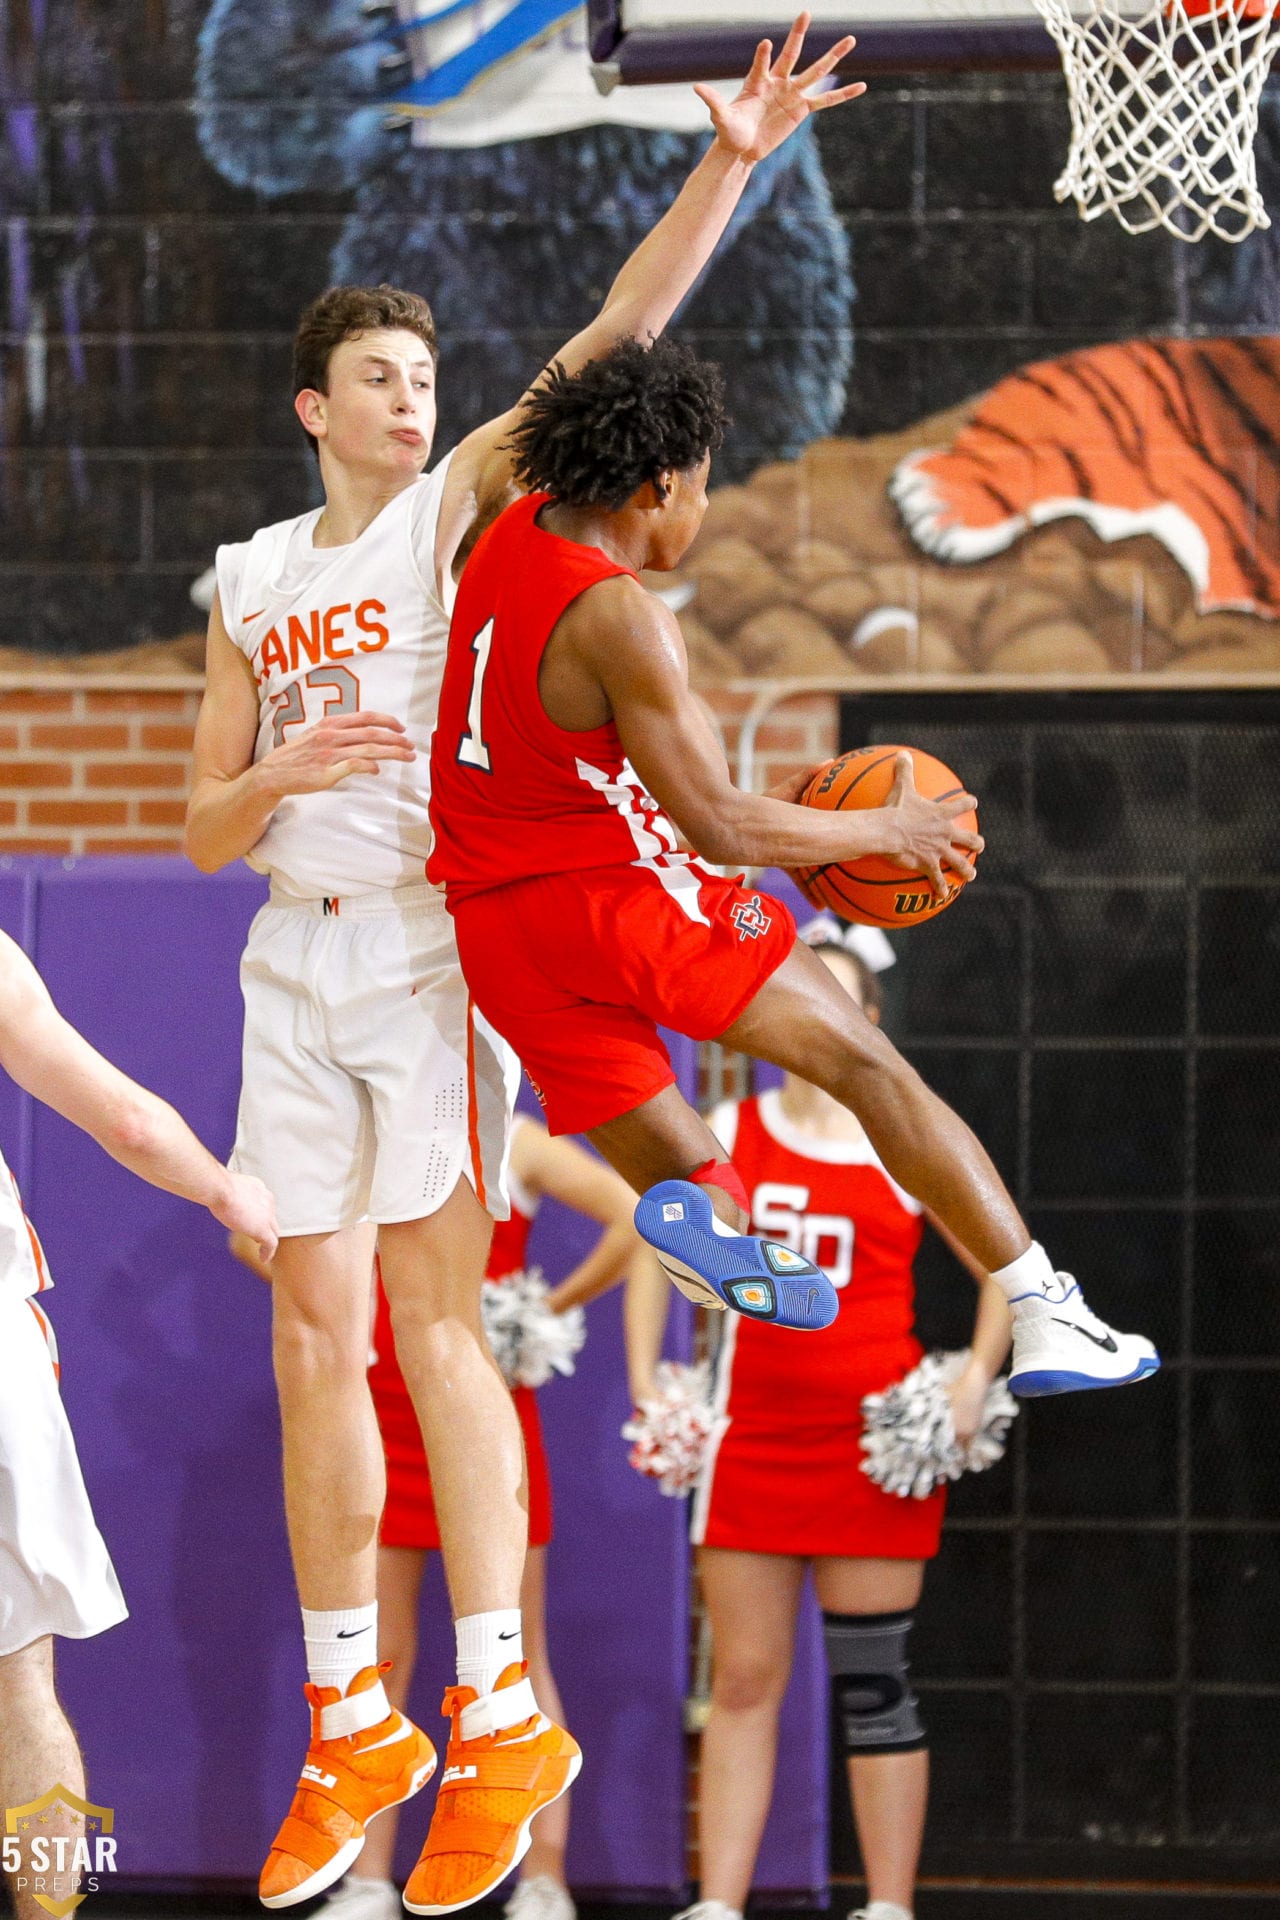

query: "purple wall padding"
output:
5 859 693 1895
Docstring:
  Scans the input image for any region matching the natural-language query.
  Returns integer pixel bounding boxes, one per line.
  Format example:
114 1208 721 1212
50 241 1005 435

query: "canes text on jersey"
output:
255 600 391 684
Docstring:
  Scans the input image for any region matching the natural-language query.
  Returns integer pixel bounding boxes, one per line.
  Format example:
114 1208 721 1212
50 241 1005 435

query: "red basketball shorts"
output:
450 860 796 1136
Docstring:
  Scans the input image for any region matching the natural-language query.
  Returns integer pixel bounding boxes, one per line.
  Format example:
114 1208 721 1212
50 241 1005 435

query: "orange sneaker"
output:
402 1663 582 1916
259 1664 437 1910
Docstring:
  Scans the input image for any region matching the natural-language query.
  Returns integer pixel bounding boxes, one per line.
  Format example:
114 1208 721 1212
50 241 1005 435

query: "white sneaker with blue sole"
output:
1008 1275 1160 1396
634 1179 839 1331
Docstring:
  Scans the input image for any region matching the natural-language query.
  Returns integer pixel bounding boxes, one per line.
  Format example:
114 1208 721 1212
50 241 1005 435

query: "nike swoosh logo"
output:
497 1630 519 1641
336 1626 372 1639
243 610 266 623
1051 1318 1117 1354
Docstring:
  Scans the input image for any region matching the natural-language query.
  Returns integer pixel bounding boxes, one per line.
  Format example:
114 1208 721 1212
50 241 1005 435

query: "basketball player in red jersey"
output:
427 336 1159 1398
186 21 868 1916
343 1118 658 1920
628 931 1009 1920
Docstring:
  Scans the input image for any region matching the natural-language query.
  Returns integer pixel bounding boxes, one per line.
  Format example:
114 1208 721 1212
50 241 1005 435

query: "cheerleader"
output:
630 926 1011 1920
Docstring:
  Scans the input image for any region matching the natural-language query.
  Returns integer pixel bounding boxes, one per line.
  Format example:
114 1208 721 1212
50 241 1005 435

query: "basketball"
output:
791 744 980 928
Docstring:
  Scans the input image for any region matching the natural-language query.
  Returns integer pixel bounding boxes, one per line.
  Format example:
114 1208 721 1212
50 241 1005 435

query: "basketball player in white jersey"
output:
0 931 274 1920
183 18 866 1914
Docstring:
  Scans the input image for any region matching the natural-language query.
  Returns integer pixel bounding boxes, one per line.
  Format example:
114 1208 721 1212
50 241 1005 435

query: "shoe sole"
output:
635 1183 838 1332
402 1747 583 1917
259 1753 438 1911
1010 1352 1161 1399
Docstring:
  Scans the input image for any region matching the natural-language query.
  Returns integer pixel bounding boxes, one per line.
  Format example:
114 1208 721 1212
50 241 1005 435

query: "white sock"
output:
456 1608 523 1696
302 1602 379 1693
991 1240 1058 1307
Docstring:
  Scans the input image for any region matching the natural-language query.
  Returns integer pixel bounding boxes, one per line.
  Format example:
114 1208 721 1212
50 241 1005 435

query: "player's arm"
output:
925 1208 1012 1441
0 931 277 1260
514 1123 652 1314
184 593 415 873
590 584 982 890
440 15 863 559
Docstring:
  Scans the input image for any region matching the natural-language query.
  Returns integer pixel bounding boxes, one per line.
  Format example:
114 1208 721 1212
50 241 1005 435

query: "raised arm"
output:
184 593 415 873
0 932 277 1259
440 15 863 564
583 580 982 889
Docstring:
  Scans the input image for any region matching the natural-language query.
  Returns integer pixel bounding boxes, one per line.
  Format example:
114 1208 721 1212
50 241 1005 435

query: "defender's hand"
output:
259 710 416 798
697 13 866 165
213 1173 279 1268
883 752 983 898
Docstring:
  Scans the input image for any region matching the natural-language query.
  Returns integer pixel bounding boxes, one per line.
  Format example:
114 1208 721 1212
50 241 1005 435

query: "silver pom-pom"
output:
860 1350 1019 1500
480 1269 586 1390
622 1360 714 1496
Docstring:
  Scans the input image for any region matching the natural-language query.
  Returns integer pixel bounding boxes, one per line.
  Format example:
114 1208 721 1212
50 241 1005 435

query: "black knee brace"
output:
823 1608 926 1756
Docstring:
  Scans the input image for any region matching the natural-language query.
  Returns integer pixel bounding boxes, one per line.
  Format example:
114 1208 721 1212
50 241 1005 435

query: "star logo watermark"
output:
3 1786 117 1917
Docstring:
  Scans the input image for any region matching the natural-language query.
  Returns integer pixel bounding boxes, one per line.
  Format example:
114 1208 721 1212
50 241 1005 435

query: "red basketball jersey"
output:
428 492 688 900
713 1091 925 1426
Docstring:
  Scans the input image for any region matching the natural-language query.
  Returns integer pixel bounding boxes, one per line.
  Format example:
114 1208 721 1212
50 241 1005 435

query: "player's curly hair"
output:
507 337 729 510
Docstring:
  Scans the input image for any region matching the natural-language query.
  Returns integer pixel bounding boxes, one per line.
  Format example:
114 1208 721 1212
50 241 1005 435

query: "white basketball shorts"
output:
232 882 517 1238
0 1295 128 1655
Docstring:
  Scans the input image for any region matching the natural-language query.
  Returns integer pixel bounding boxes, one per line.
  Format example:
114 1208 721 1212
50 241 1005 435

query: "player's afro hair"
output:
507 337 728 510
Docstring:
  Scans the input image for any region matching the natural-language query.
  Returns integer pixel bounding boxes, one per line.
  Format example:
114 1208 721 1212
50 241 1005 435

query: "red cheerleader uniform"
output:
692 1091 947 1561
370 1118 553 1549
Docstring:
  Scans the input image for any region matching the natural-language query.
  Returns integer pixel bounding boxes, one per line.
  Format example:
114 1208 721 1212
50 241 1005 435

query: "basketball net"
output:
1032 0 1280 241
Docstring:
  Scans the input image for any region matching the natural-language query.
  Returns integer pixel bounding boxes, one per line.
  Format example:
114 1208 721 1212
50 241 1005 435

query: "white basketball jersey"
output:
215 455 456 900
0 1151 50 1303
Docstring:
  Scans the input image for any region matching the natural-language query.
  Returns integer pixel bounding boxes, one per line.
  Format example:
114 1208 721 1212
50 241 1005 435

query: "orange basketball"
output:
791 744 979 928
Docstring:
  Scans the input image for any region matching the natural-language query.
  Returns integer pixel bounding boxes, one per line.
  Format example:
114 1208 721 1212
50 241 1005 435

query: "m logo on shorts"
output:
731 895 773 943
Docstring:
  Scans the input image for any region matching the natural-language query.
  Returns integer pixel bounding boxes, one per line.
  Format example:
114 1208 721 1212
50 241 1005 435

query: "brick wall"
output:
0 678 201 854
0 678 836 856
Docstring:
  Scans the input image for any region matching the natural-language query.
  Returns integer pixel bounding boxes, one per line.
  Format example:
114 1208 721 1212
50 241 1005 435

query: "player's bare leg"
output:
379 1181 526 1617
595 942 1158 1395
272 1224 383 1609
0 1638 86 1920
382 1183 580 1920
724 942 1025 1273
813 1557 928 1920
263 1226 438 1912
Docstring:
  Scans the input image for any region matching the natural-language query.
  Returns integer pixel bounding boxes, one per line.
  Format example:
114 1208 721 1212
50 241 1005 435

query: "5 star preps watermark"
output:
3 1785 117 1917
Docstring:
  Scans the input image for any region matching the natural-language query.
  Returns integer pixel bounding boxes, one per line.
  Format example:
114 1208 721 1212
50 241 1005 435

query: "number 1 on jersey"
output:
458 618 495 774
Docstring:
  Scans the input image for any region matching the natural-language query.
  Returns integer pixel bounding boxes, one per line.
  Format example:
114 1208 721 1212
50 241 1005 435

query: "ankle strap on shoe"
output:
459 1676 538 1740
320 1683 393 1742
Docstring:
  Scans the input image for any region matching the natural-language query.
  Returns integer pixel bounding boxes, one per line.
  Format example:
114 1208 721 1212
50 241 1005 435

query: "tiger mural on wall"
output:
664 335 1280 686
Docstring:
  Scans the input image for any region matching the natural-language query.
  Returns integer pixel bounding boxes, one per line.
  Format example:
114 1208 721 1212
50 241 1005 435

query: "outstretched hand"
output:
697 12 865 164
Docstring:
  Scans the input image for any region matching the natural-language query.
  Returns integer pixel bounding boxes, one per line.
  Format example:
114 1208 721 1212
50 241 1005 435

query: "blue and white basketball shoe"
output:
1008 1273 1160 1396
634 1179 839 1332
